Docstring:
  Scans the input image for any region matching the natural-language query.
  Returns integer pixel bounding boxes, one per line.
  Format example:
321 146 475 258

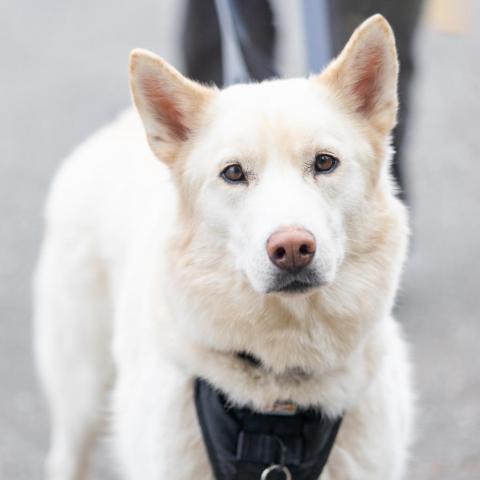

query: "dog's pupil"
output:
316 155 333 171
228 165 242 180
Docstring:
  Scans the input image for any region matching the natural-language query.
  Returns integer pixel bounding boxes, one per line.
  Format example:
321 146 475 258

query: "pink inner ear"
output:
141 76 190 141
352 46 384 114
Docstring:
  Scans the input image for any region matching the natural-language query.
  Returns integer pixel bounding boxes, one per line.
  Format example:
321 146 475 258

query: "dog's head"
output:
130 15 406 309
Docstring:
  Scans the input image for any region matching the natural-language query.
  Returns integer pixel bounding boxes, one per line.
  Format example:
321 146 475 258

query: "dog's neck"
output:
162 308 390 416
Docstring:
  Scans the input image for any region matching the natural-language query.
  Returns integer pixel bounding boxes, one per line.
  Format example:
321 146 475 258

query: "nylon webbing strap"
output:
237 431 303 466
302 0 333 73
214 0 250 85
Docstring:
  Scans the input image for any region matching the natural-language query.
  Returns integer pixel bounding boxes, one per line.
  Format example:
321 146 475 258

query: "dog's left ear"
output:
130 49 215 164
319 14 399 134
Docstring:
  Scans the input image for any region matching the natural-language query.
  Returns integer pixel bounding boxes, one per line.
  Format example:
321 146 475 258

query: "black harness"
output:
194 376 342 480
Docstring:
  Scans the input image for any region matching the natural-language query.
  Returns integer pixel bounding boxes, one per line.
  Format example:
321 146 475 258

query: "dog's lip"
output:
275 280 317 294
266 270 324 294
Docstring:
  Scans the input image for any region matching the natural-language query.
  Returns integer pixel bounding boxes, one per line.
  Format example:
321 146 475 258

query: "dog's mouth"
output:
266 270 323 295
276 280 315 293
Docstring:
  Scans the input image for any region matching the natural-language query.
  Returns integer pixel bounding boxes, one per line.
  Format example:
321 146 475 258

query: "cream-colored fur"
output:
34 15 413 480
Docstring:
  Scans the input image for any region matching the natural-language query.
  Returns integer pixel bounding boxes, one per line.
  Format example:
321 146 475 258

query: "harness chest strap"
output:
194 378 343 480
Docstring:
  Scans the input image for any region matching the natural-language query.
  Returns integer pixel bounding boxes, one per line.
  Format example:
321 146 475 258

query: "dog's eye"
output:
314 154 339 174
221 164 246 184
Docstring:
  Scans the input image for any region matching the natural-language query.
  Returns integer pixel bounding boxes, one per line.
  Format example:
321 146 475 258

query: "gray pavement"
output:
1 1 479 479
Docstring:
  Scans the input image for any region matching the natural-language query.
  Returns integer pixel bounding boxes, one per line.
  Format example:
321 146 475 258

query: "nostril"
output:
299 244 314 256
275 247 286 260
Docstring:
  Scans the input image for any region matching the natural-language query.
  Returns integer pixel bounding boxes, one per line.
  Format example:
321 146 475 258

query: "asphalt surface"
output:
1 1 479 479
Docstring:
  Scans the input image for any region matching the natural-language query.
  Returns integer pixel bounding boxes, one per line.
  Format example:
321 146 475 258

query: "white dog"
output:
34 14 413 480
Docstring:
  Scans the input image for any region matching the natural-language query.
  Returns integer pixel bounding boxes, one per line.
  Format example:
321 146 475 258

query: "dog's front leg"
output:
112 359 213 480
322 322 413 480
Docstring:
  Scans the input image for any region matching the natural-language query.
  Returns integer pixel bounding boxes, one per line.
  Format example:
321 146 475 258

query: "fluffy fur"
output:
34 15 413 480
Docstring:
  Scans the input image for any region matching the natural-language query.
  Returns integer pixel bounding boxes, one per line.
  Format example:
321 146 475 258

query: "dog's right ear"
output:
130 49 215 164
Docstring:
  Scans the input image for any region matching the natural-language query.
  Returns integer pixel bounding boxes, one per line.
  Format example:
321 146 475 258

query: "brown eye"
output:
314 154 339 174
221 164 246 184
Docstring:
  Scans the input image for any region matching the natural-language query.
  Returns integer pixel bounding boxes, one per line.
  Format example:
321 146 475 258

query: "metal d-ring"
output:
260 464 292 480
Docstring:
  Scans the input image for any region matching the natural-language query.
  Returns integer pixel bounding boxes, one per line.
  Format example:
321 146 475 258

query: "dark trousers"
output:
182 0 423 198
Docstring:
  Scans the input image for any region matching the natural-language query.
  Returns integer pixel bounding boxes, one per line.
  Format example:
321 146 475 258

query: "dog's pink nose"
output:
266 228 316 272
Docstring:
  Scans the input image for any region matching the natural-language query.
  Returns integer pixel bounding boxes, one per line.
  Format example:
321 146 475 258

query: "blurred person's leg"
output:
182 0 276 85
328 0 424 199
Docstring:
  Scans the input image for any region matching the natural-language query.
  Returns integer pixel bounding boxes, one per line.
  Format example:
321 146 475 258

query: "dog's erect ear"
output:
320 15 399 133
130 49 214 164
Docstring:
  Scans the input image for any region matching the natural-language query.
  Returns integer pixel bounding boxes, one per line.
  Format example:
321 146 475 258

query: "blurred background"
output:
0 0 479 478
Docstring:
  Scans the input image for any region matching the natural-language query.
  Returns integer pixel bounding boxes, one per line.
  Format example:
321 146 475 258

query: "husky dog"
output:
34 14 413 480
